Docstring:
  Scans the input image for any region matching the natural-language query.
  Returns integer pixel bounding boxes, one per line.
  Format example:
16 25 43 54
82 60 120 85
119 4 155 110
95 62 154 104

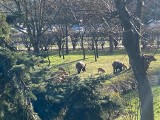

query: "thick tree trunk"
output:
134 70 154 120
115 0 154 120
33 42 40 54
30 36 40 54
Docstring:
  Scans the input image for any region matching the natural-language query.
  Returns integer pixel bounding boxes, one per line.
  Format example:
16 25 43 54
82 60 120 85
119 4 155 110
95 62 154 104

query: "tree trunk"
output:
95 40 99 58
27 47 30 52
72 42 76 50
115 0 154 120
30 36 40 54
93 39 97 61
94 46 97 61
133 70 154 120
81 36 85 60
57 38 62 57
101 43 104 50
101 44 104 49
109 35 113 53
65 21 69 54
33 41 40 54
62 43 65 59
91 39 94 50
58 44 61 58
44 46 48 51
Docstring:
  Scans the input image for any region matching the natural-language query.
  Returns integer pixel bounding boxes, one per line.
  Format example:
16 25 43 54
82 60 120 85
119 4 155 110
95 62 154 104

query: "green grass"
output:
43 49 160 83
153 86 160 120
45 49 130 79
115 86 160 120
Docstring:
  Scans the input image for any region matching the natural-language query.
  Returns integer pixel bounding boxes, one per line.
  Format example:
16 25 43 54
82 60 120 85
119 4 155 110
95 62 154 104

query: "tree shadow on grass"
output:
50 58 88 70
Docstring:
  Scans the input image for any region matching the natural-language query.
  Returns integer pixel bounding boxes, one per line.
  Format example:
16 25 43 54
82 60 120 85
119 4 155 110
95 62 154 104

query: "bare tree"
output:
53 29 64 58
53 0 78 55
98 37 106 50
1 0 59 54
70 33 79 50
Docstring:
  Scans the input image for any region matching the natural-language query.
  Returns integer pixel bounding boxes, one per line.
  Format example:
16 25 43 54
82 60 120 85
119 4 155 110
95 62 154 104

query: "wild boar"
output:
76 61 86 74
112 61 127 73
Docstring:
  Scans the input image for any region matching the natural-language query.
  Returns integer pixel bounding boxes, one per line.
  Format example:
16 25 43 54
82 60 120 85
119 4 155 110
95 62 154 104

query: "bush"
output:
0 47 40 120
32 75 123 120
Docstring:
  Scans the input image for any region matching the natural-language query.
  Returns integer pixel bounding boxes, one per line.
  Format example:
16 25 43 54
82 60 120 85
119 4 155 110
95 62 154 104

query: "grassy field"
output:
44 49 160 82
47 49 129 78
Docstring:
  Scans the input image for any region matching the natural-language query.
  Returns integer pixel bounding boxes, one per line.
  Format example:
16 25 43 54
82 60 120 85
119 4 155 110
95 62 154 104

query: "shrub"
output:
32 75 123 120
0 47 40 120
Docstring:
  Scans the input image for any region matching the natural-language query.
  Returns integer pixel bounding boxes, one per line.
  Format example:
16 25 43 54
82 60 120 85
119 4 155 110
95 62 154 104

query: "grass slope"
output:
44 49 160 82
46 49 129 78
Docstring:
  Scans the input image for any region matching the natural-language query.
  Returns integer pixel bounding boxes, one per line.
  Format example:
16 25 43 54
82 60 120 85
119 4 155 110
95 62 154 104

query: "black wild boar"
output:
76 61 86 74
112 61 127 73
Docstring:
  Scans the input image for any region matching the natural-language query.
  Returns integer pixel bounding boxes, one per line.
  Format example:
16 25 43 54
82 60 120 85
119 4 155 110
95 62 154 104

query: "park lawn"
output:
44 49 160 83
47 49 129 79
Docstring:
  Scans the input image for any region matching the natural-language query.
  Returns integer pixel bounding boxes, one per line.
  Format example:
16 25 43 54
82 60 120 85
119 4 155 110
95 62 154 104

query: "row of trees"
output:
1 0 159 54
